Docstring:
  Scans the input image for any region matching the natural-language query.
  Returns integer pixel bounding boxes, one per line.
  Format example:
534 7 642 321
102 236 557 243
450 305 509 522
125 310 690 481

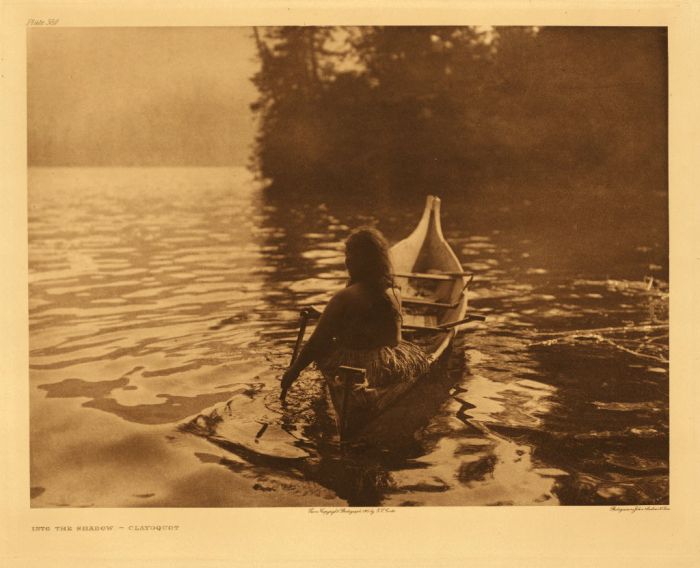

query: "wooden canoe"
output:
323 195 472 440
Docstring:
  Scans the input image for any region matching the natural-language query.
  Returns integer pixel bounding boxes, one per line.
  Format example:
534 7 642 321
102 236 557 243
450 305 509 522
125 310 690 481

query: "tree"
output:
249 26 667 198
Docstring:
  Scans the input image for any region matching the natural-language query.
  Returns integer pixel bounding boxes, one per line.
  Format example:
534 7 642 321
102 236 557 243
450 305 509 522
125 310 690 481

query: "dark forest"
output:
250 26 667 202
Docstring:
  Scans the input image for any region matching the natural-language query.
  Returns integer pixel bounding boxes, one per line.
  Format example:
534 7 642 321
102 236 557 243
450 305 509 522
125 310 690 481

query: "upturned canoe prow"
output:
389 195 436 275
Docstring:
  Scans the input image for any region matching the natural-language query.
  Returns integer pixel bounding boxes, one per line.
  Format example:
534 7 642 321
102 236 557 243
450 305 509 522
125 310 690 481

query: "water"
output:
29 167 668 507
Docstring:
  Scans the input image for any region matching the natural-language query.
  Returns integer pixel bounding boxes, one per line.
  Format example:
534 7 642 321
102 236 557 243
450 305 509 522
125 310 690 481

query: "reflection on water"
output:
29 167 668 507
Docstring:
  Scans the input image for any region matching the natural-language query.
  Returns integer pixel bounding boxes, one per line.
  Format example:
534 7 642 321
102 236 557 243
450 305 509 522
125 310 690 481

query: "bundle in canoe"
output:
297 195 479 440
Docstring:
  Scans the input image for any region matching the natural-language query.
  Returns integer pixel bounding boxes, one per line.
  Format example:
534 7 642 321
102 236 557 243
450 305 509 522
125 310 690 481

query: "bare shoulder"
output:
324 285 357 313
332 284 362 304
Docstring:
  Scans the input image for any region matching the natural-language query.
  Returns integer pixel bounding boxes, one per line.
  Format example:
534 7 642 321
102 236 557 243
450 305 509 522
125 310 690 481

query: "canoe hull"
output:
324 195 469 440
323 329 456 440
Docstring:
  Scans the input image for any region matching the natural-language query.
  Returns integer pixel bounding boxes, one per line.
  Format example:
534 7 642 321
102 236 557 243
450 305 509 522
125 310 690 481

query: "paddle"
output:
281 306 323 402
289 305 324 365
289 309 310 366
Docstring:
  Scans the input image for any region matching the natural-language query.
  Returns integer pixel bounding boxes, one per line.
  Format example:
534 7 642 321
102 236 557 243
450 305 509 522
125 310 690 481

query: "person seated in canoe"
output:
280 227 430 401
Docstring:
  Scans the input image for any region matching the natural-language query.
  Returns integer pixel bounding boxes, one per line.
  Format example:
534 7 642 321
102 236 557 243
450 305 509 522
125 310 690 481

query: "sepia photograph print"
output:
5 1 700 566
26 23 671 509
27 26 670 508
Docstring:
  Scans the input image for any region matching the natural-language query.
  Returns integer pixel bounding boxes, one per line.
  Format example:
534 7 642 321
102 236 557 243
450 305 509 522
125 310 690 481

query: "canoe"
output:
321 195 472 440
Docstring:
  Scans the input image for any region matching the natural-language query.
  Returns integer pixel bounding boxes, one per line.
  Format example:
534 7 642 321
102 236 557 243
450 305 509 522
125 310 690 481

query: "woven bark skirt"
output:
317 340 430 388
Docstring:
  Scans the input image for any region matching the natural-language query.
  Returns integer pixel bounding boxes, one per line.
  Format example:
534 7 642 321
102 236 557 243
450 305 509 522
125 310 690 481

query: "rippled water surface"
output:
29 167 669 507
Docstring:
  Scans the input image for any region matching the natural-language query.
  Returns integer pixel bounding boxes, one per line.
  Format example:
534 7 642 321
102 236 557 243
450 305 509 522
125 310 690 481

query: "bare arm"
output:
280 292 346 400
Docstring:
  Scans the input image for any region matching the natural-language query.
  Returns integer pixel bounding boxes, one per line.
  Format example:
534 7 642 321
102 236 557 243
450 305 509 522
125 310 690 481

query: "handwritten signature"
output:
610 505 669 513
308 507 395 516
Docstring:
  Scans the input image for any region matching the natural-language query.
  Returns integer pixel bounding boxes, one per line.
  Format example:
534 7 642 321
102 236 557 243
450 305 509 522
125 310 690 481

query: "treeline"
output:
250 26 667 198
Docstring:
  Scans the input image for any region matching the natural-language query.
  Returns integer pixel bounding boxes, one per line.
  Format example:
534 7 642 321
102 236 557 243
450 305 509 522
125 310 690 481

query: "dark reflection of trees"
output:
521 343 669 505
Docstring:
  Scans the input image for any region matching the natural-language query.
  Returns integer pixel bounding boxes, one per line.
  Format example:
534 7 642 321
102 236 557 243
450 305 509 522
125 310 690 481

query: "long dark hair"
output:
345 227 400 321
